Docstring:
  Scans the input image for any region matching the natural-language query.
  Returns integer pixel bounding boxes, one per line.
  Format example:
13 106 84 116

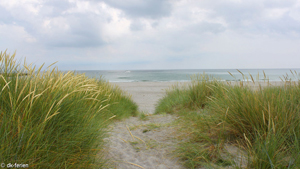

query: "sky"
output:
1 0 300 70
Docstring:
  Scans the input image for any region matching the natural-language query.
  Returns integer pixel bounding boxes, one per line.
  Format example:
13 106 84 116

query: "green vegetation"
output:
138 111 150 121
0 51 137 168
155 73 300 168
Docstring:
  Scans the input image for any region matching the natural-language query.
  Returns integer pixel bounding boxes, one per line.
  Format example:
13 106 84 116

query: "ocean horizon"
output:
64 69 300 83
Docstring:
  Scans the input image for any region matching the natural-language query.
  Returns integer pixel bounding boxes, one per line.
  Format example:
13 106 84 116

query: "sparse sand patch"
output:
104 114 183 169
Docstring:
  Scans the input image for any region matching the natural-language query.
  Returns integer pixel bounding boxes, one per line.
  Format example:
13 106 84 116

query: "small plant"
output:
138 111 149 121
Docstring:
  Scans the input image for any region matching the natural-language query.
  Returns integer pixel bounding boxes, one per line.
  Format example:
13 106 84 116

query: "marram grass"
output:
156 73 300 168
0 51 137 168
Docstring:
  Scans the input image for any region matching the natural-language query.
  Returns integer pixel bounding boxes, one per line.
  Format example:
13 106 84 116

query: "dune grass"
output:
0 51 137 168
155 73 300 168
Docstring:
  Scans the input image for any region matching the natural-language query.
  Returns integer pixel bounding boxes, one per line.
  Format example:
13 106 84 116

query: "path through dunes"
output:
113 82 176 114
104 82 185 169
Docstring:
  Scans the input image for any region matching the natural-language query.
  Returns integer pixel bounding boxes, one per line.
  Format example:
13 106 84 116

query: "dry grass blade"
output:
250 74 255 84
123 161 145 169
118 137 128 143
47 61 58 69
1 80 11 92
228 71 234 78
126 125 135 141
290 70 294 76
43 102 56 123
243 133 252 149
237 69 244 76
133 135 146 145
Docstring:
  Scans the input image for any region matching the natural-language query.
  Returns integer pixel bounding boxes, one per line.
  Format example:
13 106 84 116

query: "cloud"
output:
195 0 300 35
42 0 74 17
189 22 226 34
0 0 121 48
101 0 174 31
1 0 300 70
129 19 145 31
0 6 14 24
41 14 106 48
101 0 173 19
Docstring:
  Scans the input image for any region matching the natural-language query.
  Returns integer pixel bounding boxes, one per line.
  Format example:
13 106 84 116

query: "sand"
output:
104 81 288 169
112 82 188 114
104 82 186 169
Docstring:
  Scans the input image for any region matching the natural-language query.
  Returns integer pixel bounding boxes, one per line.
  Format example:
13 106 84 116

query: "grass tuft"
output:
156 72 300 168
0 50 137 168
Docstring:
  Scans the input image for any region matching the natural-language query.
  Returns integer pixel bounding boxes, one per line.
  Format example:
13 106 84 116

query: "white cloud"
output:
0 0 300 70
0 24 37 45
101 4 131 42
102 0 173 19
263 8 289 19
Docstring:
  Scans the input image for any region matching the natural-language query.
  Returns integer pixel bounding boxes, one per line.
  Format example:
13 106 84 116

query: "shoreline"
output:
109 80 296 84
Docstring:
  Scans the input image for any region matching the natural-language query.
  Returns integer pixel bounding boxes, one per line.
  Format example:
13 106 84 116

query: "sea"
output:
69 69 300 83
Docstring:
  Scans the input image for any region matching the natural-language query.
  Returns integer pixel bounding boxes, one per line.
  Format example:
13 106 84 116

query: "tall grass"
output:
209 80 300 168
156 72 300 168
155 74 219 113
0 51 137 168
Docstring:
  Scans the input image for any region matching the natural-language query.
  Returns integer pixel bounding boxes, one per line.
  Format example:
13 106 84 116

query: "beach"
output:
112 82 189 114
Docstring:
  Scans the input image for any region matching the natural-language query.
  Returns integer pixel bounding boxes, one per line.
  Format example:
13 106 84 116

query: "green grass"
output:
0 51 137 168
137 111 150 121
156 73 300 168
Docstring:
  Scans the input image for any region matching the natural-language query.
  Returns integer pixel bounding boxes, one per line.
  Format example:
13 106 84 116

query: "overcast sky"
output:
1 0 300 70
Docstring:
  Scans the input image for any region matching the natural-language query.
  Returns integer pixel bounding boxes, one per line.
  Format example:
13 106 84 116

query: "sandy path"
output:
104 81 288 168
104 82 185 169
112 82 185 114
